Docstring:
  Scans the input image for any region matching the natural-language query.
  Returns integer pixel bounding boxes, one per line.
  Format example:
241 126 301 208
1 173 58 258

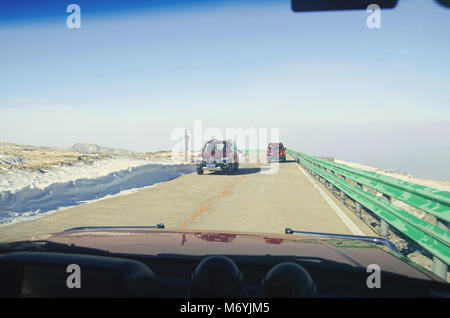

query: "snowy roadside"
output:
0 155 195 226
0 156 181 192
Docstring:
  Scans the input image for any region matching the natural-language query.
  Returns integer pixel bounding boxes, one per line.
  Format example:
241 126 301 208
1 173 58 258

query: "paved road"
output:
0 156 376 242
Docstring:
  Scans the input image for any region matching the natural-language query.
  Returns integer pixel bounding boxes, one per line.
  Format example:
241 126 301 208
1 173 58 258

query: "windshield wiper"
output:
0 224 166 256
0 240 110 256
284 228 400 254
63 223 165 232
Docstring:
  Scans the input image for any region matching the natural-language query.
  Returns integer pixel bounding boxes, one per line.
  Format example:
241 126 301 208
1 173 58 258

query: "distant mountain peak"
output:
68 143 133 154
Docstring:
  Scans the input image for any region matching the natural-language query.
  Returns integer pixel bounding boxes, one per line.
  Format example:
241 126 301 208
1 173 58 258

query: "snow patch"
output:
0 158 194 225
0 154 23 165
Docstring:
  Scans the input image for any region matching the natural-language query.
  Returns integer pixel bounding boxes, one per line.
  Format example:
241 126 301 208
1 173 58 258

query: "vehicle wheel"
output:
197 168 204 175
233 163 239 170
227 164 233 174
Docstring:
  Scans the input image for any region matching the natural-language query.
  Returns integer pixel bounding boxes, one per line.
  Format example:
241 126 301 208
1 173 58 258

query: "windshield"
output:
203 141 225 154
269 144 282 151
0 0 449 285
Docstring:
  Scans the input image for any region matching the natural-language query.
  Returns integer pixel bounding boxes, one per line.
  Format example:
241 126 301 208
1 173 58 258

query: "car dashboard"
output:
0 248 449 298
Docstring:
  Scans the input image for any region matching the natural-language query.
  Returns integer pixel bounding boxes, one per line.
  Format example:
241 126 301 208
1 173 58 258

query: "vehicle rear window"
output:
269 144 282 150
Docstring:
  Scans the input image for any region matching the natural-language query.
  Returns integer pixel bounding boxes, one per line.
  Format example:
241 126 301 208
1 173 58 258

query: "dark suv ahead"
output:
196 139 239 175
267 142 286 162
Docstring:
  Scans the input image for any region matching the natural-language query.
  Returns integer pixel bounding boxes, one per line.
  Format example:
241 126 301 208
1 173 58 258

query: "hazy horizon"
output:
1 0 449 180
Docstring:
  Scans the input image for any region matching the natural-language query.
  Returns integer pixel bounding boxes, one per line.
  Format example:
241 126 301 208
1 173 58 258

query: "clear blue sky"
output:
1 0 449 179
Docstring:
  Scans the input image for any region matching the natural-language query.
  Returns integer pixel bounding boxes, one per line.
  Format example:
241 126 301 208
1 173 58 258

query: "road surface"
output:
0 155 376 242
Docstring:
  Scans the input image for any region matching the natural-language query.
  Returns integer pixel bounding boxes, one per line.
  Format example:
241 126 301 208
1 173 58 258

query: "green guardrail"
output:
298 151 450 224
286 149 450 281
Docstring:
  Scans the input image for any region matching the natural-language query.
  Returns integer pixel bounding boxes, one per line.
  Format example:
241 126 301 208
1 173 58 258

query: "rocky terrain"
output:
0 142 175 174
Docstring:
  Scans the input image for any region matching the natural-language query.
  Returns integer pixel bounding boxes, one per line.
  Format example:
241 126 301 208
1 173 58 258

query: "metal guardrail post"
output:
355 202 362 219
340 189 346 204
380 219 390 237
433 220 449 280
433 256 448 281
380 194 391 236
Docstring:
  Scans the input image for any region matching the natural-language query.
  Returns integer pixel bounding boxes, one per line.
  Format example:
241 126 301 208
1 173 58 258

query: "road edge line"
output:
297 165 364 236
